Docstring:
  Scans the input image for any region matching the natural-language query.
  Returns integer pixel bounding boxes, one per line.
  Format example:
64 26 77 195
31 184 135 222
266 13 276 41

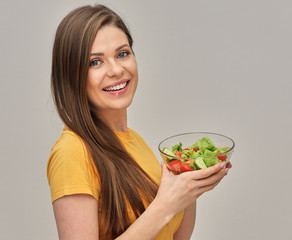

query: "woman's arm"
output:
53 162 228 240
173 202 197 240
53 194 99 240
173 162 232 240
53 193 177 240
53 193 176 240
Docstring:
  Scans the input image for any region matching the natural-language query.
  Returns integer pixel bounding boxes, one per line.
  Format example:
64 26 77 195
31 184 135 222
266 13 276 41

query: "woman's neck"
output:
96 109 128 133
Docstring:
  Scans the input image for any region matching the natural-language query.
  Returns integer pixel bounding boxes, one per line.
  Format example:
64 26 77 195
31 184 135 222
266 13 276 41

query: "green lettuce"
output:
172 142 182 152
192 137 217 152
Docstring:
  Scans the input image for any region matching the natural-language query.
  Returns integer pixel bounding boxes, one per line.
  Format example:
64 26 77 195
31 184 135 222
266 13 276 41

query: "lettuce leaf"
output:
172 142 182 152
192 137 217 152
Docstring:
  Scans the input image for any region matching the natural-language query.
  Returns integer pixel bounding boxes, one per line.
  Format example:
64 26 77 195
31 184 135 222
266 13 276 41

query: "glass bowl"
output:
158 132 235 175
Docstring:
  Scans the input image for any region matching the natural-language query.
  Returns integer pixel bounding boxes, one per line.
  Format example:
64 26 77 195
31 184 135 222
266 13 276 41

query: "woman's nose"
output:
106 60 124 78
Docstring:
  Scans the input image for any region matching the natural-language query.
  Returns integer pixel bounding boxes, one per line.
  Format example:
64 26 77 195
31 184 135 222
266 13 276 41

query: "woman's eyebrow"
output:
115 44 129 52
90 44 129 56
90 52 103 56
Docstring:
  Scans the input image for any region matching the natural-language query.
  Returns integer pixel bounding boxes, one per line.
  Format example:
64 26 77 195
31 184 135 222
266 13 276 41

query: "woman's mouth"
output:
103 81 129 92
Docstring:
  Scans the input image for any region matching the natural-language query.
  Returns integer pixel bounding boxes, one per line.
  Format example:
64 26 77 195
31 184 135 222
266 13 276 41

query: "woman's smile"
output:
103 79 130 94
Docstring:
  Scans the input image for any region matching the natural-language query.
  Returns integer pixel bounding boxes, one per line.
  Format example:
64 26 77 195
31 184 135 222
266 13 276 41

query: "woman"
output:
47 4 230 240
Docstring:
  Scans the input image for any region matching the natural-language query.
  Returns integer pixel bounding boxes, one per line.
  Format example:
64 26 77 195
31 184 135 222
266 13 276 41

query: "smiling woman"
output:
47 4 229 240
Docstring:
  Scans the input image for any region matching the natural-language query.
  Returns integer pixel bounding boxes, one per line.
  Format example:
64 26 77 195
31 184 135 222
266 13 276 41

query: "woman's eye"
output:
90 59 102 66
117 51 130 59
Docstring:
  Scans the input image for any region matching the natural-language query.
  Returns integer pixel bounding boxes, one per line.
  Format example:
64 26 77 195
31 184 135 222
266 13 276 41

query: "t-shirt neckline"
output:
114 128 133 141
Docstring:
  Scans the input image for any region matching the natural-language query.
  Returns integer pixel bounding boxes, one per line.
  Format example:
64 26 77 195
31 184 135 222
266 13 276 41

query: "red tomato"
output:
180 160 195 172
217 154 227 161
168 160 181 174
182 148 191 156
174 150 183 158
184 147 198 152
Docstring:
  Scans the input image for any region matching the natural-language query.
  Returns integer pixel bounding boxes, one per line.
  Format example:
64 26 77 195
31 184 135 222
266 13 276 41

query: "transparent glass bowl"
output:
158 132 235 175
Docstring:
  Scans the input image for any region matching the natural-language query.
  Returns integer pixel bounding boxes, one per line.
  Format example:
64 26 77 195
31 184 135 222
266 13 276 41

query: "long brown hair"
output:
51 4 158 238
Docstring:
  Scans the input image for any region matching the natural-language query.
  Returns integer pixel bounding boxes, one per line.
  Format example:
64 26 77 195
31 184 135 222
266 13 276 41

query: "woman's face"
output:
86 25 138 113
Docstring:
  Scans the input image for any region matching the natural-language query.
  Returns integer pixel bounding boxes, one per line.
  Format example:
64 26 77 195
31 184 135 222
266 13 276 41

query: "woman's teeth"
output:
104 82 127 91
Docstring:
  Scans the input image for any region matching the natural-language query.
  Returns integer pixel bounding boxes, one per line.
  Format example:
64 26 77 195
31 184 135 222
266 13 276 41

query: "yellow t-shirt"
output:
47 126 184 239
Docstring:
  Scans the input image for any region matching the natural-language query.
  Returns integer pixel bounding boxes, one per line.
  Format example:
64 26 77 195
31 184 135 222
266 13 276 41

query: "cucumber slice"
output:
194 157 207 169
163 147 176 162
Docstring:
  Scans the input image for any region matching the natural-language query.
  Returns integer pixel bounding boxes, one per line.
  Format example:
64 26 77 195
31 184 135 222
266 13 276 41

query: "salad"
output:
162 136 230 174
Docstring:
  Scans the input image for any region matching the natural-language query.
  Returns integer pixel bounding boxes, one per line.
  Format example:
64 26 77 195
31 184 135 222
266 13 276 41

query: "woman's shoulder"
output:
48 126 90 167
127 128 143 140
52 126 86 152
47 126 100 202
127 128 152 147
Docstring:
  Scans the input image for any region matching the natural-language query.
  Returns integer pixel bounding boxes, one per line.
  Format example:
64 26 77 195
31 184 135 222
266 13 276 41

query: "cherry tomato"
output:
168 160 181 174
217 154 227 161
180 160 195 172
174 150 183 158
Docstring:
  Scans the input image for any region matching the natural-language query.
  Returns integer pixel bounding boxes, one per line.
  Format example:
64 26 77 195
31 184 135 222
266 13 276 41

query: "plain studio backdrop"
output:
0 0 291 239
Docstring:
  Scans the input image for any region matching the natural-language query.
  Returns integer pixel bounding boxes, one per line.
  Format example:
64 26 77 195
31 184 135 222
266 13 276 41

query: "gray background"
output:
0 0 291 239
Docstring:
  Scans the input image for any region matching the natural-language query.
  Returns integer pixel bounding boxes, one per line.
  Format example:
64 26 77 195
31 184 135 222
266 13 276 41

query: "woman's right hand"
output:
154 161 229 217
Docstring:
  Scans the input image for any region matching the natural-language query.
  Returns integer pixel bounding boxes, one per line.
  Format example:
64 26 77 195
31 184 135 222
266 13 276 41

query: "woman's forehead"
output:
90 26 129 53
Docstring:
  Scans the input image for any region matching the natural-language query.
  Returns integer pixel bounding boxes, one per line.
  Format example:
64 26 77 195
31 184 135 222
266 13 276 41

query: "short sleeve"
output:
47 130 100 203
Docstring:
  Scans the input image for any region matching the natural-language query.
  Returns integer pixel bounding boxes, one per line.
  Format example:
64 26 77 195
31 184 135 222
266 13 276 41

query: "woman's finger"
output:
226 161 232 169
188 162 227 180
194 168 226 189
195 178 223 197
160 161 171 179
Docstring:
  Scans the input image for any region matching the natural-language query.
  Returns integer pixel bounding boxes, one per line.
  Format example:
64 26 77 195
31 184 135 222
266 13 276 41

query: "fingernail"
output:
225 168 229 175
220 162 226 168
